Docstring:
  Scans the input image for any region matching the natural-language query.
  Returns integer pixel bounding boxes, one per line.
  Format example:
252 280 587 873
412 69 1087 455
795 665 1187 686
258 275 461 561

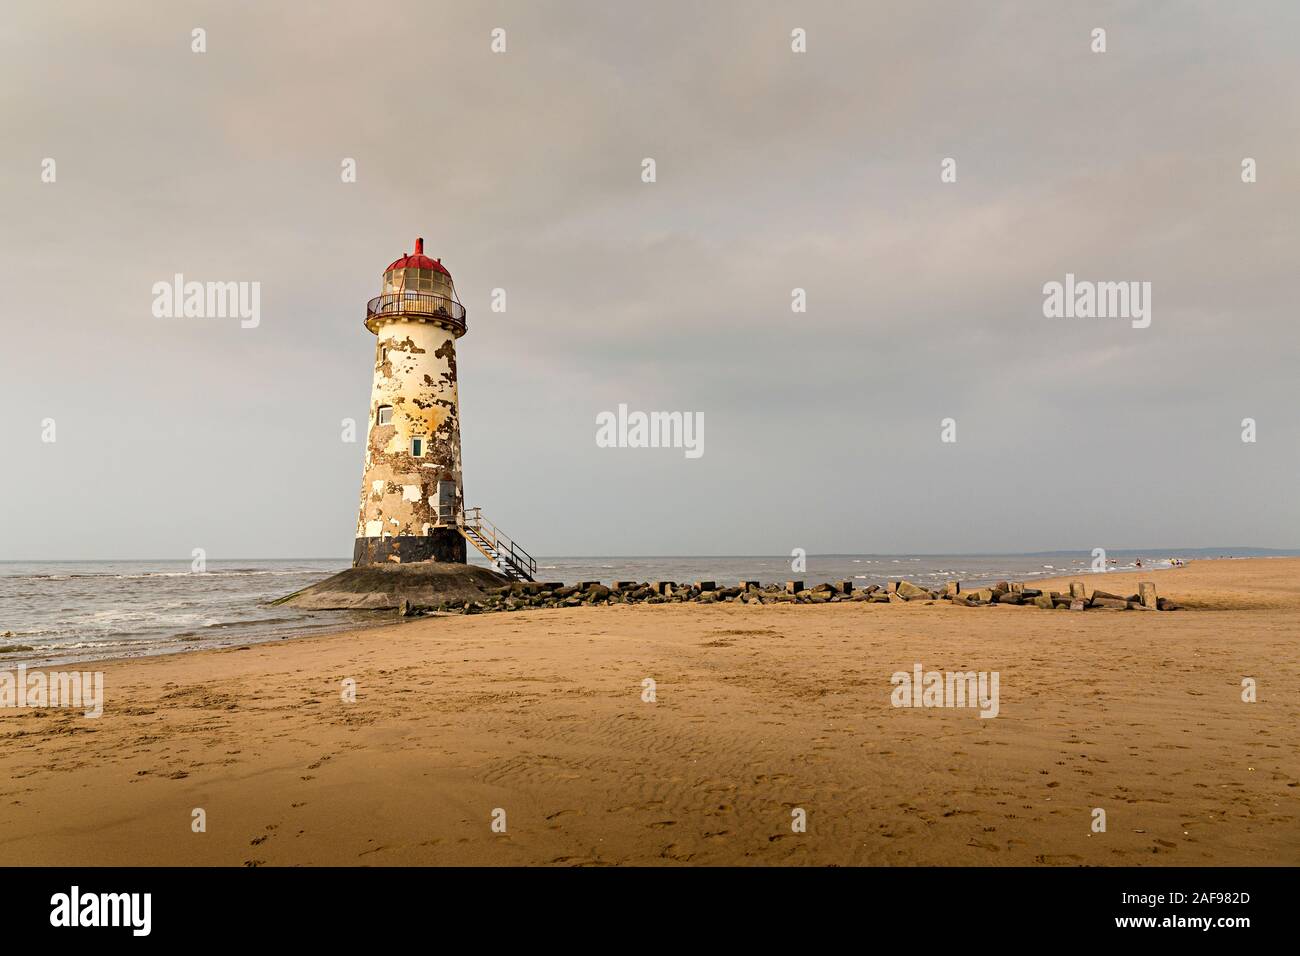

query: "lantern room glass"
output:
384 268 440 294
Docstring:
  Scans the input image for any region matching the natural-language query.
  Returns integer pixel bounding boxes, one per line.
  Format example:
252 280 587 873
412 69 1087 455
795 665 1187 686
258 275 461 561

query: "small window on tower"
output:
379 346 388 364
411 437 425 457
377 405 393 426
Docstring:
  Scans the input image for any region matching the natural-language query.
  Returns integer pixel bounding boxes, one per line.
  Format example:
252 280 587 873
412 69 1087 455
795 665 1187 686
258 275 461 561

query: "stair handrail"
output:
457 507 537 579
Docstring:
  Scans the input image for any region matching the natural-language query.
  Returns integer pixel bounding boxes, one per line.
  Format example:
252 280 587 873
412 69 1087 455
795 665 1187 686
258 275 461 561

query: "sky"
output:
2 0 1298 560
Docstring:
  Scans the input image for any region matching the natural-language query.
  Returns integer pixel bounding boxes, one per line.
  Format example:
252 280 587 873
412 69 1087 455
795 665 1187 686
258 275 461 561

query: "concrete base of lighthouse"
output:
352 530 467 567
275 560 507 611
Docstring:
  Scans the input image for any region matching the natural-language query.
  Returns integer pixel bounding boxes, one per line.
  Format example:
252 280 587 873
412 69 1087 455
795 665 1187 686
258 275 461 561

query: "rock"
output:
837 580 854 594
653 581 676 595
1010 582 1025 594
888 592 908 604
786 580 803 594
740 580 759 590
895 581 929 600
694 580 716 592
612 580 637 590
943 581 960 597
1138 582 1158 609
1069 599 1085 611
970 588 994 603
994 592 1022 605
586 584 611 600
1091 597 1128 609
1091 590 1124 601
1033 594 1054 609
1069 582 1087 599
861 584 881 595
1157 597 1180 611
993 581 1010 593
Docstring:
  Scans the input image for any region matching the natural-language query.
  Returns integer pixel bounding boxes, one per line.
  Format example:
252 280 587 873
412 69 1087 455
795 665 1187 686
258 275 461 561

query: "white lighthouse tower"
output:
353 239 534 580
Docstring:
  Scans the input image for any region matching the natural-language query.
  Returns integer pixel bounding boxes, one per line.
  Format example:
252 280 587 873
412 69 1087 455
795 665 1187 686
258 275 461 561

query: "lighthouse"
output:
353 238 469 566
351 239 535 581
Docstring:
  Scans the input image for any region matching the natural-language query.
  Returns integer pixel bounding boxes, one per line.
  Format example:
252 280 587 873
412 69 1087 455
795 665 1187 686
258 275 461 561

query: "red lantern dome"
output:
384 237 450 277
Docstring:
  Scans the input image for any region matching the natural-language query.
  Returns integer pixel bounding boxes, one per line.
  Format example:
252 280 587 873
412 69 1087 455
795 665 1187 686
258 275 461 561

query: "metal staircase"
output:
458 507 536 582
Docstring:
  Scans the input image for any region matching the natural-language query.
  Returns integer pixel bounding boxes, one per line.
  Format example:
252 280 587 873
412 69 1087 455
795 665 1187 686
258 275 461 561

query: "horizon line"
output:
3 546 1298 564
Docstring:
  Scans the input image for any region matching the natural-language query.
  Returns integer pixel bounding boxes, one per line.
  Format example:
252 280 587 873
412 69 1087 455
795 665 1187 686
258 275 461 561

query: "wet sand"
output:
1 558 1296 866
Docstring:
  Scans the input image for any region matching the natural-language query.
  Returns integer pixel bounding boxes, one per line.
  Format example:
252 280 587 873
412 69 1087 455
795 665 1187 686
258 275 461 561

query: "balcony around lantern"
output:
365 292 468 335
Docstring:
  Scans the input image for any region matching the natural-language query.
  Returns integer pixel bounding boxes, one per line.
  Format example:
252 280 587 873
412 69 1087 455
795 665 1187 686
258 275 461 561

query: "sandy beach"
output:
1 558 1296 866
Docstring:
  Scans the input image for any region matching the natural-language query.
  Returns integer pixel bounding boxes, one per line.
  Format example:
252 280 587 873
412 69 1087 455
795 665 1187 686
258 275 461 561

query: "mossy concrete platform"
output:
274 562 508 610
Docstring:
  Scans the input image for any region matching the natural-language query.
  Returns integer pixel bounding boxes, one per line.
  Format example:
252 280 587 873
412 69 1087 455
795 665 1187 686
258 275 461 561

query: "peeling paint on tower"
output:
353 238 469 566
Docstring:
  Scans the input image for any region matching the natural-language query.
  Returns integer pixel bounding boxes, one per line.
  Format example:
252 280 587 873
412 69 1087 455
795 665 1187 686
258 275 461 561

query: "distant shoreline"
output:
0 553 1288 670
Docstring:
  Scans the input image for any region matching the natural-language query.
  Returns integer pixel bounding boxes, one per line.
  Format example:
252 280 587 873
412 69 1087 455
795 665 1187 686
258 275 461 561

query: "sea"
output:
0 549 1290 667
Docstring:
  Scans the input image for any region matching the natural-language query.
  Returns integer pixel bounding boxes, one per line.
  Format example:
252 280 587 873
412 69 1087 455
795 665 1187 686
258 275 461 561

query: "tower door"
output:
437 480 458 525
